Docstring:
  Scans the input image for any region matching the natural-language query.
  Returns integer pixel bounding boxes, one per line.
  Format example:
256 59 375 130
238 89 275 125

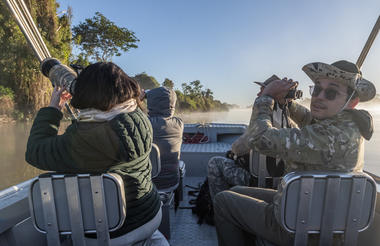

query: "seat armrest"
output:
179 160 186 177
150 143 161 179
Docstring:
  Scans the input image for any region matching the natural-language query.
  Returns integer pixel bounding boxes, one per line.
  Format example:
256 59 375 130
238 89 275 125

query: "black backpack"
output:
188 178 214 225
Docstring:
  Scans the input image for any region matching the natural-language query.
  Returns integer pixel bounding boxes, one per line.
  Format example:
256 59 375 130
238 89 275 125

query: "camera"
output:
40 58 77 95
285 88 303 99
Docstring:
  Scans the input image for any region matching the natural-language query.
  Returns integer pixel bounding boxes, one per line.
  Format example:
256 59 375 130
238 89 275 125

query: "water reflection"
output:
0 121 69 190
0 107 379 190
0 122 40 190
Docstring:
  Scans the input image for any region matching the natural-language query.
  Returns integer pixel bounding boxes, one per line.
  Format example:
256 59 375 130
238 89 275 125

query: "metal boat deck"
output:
169 177 217 246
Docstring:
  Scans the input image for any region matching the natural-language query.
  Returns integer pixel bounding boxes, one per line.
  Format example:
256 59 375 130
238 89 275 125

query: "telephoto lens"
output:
40 58 77 95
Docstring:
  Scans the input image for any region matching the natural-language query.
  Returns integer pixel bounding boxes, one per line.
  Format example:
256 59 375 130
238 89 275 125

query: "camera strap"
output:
265 102 287 177
279 102 291 128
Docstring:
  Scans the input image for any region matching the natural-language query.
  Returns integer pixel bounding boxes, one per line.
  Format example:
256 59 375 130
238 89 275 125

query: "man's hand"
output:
49 86 72 111
262 78 298 104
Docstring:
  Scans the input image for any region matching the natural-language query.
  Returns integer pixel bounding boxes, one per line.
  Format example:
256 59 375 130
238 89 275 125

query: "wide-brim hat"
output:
302 60 376 102
254 74 281 87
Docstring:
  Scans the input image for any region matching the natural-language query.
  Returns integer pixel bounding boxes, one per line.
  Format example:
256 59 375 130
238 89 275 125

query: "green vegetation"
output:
133 72 160 89
0 85 14 100
72 12 139 64
0 3 232 119
0 0 71 116
176 80 232 112
0 85 14 115
135 73 234 112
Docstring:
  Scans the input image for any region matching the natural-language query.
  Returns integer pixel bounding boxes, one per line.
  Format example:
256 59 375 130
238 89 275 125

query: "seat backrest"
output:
249 149 270 187
150 143 161 179
280 171 377 246
29 173 126 246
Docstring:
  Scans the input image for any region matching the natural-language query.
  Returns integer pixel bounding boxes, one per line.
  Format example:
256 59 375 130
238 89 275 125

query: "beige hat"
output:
302 60 376 102
254 74 280 87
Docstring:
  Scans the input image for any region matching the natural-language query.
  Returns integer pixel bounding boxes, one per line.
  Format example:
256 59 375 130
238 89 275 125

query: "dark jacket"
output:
25 107 161 237
147 87 184 189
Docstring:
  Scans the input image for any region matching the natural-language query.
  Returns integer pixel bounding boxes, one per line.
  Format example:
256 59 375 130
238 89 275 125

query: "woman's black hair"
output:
71 62 142 111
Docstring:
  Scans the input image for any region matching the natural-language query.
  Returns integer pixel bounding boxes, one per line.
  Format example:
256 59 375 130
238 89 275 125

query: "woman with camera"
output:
25 62 162 243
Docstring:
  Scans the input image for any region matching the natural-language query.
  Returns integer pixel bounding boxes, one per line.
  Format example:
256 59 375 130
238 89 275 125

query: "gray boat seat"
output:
150 144 186 240
157 161 186 240
29 173 168 246
157 161 186 195
279 171 377 246
249 149 281 188
29 173 126 246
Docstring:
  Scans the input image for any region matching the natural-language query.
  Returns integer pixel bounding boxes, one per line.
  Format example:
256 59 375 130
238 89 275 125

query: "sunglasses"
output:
309 85 345 101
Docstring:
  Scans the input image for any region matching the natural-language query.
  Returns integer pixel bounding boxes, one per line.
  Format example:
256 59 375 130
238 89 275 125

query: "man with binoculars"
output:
213 60 376 246
207 75 295 202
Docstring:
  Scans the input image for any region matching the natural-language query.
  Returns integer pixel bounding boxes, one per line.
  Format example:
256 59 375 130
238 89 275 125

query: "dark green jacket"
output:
25 107 161 237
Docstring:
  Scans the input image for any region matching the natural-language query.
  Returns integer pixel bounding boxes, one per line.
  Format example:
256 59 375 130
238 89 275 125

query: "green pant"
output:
214 186 293 246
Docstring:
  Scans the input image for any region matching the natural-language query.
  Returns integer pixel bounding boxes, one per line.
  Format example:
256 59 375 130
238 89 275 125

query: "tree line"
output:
0 0 233 119
134 74 235 112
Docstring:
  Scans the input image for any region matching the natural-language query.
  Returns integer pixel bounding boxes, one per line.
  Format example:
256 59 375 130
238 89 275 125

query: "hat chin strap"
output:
339 91 356 113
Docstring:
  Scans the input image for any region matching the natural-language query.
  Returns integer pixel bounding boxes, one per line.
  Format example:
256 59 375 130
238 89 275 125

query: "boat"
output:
1 0 379 244
0 122 379 246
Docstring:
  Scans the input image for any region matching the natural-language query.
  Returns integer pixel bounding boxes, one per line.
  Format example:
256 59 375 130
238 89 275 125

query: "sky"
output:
57 0 380 107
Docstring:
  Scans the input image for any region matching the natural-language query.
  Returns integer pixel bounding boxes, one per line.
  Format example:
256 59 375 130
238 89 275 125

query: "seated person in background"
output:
146 86 184 190
213 60 376 246
25 62 162 243
208 75 293 200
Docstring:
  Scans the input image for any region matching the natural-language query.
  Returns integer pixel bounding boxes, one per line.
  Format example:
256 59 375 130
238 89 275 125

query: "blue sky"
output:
58 0 380 106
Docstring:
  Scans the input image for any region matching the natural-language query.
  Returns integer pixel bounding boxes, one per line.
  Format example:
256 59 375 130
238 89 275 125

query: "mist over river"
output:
1 106 379 190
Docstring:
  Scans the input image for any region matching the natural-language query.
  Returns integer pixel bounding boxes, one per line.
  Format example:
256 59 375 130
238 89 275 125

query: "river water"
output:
0 107 379 190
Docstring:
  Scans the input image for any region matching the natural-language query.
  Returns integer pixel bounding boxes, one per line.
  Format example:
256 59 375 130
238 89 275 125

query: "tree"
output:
181 83 192 96
190 80 203 96
133 72 160 90
162 78 174 89
72 12 139 62
176 80 233 112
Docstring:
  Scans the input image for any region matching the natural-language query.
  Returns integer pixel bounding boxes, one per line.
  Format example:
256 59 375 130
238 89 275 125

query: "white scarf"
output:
77 99 137 122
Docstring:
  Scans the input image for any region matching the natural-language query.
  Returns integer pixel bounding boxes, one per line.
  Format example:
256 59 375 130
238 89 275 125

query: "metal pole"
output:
3 0 76 119
356 15 380 69
4 0 46 61
17 0 51 59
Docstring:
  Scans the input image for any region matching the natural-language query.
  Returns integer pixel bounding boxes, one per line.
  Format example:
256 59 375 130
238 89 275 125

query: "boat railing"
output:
183 123 247 144
0 178 36 200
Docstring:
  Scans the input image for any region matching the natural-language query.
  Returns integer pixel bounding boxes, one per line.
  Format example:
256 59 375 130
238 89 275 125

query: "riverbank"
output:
0 114 16 124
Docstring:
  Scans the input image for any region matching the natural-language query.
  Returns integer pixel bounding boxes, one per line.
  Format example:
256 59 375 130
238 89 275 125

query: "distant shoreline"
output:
0 115 16 124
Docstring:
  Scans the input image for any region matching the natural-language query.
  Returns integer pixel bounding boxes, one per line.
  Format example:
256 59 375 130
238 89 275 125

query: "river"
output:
0 107 379 190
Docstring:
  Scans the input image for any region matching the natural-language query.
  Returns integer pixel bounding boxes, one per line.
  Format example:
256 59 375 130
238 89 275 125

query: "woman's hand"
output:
49 86 72 111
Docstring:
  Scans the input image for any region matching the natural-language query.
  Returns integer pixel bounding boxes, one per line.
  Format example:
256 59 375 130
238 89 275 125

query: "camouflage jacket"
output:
232 103 296 157
246 95 373 223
